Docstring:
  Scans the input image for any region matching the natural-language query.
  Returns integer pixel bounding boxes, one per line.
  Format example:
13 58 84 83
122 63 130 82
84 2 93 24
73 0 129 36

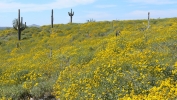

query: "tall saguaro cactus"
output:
51 9 54 28
13 9 26 40
68 9 74 23
147 12 150 29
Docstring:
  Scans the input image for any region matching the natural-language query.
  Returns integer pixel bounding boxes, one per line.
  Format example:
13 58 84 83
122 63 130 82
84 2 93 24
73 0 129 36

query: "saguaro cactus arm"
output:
21 17 23 27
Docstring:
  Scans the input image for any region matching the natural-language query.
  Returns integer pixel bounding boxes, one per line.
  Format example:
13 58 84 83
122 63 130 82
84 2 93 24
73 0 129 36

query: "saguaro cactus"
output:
147 12 150 29
51 9 54 28
13 9 26 40
68 9 74 23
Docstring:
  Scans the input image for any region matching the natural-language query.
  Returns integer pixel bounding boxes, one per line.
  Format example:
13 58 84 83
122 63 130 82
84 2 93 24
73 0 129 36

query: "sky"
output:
0 0 177 27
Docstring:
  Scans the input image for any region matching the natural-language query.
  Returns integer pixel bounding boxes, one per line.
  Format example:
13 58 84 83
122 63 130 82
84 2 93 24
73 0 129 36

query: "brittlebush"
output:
0 18 176 99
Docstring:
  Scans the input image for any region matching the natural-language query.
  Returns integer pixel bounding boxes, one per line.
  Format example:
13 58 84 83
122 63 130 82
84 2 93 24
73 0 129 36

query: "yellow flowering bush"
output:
0 18 176 99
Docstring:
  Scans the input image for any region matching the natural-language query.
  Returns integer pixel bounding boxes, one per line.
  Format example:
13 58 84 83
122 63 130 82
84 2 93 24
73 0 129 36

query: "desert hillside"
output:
0 18 177 99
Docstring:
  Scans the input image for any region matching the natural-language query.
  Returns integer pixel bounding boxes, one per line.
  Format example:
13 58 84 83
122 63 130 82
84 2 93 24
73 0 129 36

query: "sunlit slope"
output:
0 18 177 99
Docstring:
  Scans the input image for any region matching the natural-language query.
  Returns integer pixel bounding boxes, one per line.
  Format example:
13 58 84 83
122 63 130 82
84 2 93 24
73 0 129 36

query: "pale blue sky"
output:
0 0 177 27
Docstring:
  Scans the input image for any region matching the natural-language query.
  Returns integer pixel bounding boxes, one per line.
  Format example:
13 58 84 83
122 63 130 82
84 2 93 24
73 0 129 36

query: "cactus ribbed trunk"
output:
68 9 74 23
18 9 21 40
147 12 150 29
51 9 53 28
70 15 72 23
